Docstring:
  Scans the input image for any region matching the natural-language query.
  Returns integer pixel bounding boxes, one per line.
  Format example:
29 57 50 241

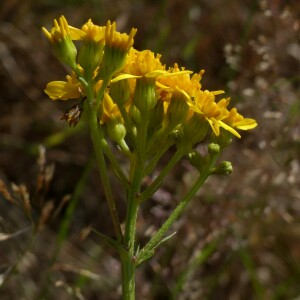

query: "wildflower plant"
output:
42 16 257 299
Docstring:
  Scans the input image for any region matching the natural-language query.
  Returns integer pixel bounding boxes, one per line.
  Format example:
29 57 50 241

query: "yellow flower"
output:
112 50 192 82
156 64 203 99
105 21 137 51
188 90 257 138
80 19 106 42
42 15 81 68
45 73 83 100
101 21 137 77
188 90 228 136
111 50 192 112
77 19 106 75
124 49 165 76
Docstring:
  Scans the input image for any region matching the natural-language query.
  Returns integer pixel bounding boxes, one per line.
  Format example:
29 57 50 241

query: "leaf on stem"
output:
92 228 128 257
137 231 177 266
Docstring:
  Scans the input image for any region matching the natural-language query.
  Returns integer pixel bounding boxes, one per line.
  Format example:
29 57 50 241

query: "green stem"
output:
137 150 220 265
120 156 143 300
84 74 123 242
139 147 186 203
87 105 123 242
121 111 150 299
101 139 130 189
143 137 175 177
120 253 136 300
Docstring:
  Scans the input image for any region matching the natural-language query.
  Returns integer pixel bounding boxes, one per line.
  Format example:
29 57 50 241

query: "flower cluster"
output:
43 16 257 156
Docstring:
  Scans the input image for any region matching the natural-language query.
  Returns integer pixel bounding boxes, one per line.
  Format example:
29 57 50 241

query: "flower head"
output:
157 64 203 100
105 21 137 51
187 90 257 138
124 49 165 77
80 19 106 42
101 21 137 77
42 15 80 68
112 50 192 83
77 19 106 75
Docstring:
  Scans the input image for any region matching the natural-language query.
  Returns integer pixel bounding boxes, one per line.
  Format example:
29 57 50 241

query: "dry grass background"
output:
0 0 299 299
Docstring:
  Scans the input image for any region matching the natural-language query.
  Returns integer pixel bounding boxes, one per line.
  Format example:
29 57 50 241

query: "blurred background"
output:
0 0 299 299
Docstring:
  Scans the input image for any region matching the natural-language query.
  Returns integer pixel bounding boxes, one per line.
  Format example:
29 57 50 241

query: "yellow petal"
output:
44 81 81 100
207 118 220 136
211 90 225 95
234 118 258 130
68 25 85 40
145 70 168 78
218 120 241 138
111 73 141 83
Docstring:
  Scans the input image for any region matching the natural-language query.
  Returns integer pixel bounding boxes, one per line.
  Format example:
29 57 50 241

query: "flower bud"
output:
148 100 164 136
133 78 157 113
129 105 141 125
166 91 189 128
110 79 131 107
101 21 137 78
106 118 127 144
212 161 233 175
78 41 104 76
180 113 209 147
208 143 220 155
42 16 78 69
187 150 206 170
77 19 105 76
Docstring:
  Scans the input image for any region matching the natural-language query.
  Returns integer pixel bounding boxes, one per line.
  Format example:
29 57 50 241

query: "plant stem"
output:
101 139 130 188
120 156 143 300
143 137 175 177
139 147 186 203
120 253 136 300
121 111 150 299
87 105 123 242
137 150 220 265
84 75 123 242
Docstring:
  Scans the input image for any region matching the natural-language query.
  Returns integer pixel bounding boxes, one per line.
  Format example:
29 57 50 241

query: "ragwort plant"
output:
42 16 257 299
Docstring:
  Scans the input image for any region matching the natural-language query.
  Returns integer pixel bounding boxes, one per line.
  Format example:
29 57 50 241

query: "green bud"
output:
208 143 220 155
187 150 206 170
180 114 209 147
101 46 127 78
110 79 131 107
148 100 164 136
106 118 127 144
129 105 141 125
42 16 77 69
166 92 189 128
133 78 157 113
78 41 104 76
212 161 233 175
54 36 77 69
